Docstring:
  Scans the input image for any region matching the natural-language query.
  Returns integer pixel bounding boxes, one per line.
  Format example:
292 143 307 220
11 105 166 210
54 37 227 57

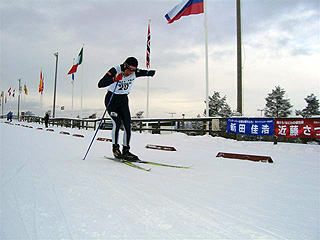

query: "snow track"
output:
1 120 319 239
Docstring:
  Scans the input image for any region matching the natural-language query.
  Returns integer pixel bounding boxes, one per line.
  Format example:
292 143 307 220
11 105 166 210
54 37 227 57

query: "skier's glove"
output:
113 73 123 82
147 70 156 77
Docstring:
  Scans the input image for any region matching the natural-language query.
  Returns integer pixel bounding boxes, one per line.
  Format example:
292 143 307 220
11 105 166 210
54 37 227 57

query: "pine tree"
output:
205 91 232 117
296 93 320 117
264 86 293 117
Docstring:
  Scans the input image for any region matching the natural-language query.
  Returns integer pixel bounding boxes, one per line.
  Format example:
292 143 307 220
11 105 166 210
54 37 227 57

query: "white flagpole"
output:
80 44 84 119
204 0 209 117
147 77 150 118
71 58 75 117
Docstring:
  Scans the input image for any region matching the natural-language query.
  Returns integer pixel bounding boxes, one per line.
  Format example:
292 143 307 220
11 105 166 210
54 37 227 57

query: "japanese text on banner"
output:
227 118 274 136
275 118 320 138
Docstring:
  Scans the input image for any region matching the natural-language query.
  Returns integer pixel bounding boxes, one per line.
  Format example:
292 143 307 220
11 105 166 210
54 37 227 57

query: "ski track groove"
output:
124 183 234 239
52 186 74 240
158 183 288 240
93 175 138 240
13 184 32 240
1 160 28 188
151 169 291 238
30 158 38 240
95 175 176 240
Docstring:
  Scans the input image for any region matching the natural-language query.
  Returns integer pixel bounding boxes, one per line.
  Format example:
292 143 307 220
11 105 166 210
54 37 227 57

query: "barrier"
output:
97 137 112 142
60 131 70 135
216 152 273 163
145 144 177 151
73 134 84 138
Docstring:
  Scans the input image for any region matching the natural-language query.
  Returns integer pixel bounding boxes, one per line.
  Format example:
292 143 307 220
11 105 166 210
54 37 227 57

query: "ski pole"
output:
82 82 118 160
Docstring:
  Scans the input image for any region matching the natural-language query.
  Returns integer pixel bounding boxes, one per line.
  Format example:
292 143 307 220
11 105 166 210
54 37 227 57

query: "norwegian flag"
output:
146 21 151 69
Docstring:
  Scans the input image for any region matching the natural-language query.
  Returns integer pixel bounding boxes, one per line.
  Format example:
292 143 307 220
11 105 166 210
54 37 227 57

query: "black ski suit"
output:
98 64 155 147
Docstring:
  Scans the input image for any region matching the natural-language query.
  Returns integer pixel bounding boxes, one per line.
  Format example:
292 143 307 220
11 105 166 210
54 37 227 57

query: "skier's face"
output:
124 68 134 77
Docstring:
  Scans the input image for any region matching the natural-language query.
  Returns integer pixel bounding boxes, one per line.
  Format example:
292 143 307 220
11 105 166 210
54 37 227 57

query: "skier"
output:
98 57 156 161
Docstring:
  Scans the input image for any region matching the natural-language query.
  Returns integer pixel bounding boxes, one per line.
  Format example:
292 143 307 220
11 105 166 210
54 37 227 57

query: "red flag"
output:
39 70 44 94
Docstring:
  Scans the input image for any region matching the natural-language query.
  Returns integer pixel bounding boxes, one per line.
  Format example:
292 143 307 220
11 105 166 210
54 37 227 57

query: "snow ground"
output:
0 120 319 240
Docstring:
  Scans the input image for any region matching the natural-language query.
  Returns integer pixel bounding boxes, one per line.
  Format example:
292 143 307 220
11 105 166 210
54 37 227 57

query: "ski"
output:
104 157 151 172
137 160 191 169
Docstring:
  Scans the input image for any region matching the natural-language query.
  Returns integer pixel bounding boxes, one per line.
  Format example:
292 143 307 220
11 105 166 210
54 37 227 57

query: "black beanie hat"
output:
124 57 138 70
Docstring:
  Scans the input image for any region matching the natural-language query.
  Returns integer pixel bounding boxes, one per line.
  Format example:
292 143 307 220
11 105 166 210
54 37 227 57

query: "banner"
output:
275 118 320 138
227 118 274 136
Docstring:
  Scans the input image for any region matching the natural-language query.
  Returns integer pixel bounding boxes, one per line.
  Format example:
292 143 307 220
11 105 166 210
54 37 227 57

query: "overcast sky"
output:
1 0 319 118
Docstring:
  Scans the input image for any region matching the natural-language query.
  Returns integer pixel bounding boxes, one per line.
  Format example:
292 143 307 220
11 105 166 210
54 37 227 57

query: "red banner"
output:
275 118 320 138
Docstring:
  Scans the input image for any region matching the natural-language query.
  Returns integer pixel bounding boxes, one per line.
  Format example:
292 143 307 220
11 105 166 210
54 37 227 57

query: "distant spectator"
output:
44 112 49 128
7 111 13 122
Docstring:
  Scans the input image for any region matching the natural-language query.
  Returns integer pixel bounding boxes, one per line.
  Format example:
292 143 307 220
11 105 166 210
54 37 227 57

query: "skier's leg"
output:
119 104 138 160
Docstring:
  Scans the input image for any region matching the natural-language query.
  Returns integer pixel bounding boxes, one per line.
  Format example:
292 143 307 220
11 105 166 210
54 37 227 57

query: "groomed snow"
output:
1 120 319 239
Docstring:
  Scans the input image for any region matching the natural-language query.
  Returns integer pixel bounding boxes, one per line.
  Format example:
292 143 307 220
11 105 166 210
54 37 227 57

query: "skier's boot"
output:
122 146 139 161
113 144 124 159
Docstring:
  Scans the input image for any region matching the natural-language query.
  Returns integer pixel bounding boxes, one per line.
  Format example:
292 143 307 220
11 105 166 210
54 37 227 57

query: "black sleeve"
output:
135 69 156 78
98 67 117 88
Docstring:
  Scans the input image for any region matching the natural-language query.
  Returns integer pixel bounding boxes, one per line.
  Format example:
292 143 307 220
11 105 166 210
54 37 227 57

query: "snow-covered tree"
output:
296 93 320 117
205 91 232 117
264 86 293 117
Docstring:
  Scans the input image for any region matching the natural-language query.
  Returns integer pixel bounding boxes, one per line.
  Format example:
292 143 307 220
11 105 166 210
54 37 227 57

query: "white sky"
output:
0 0 319 118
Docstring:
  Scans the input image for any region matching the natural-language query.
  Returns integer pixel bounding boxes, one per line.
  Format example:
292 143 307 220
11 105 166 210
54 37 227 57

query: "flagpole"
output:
204 0 209 118
53 52 59 118
17 78 21 121
71 58 75 117
146 19 151 118
1 91 4 117
80 44 84 119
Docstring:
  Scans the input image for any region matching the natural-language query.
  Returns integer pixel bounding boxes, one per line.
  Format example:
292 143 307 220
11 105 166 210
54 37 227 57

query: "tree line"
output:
206 86 320 118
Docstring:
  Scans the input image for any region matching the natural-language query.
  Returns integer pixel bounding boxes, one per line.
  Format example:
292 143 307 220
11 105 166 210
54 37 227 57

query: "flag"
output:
24 84 28 95
68 47 83 75
165 0 204 24
39 70 44 94
12 89 15 97
146 21 151 69
8 87 11 96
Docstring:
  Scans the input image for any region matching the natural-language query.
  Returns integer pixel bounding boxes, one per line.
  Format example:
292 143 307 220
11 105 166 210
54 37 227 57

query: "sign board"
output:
275 118 320 138
227 118 274 136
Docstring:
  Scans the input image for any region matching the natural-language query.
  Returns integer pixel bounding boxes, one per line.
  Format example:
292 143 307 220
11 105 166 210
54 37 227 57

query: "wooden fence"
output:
1 115 223 135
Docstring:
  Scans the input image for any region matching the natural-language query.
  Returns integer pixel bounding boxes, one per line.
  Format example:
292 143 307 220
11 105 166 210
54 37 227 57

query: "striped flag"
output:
146 21 151 69
68 47 83 75
165 0 204 24
39 70 44 94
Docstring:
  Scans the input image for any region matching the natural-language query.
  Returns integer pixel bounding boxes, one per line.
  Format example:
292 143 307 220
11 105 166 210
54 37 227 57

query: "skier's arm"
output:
98 67 117 88
135 69 156 78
